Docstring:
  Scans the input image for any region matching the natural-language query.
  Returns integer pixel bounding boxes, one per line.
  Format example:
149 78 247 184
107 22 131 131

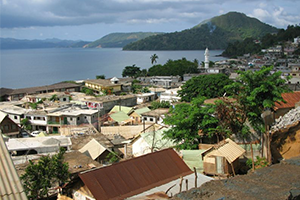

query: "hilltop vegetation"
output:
84 32 162 48
222 25 300 57
123 12 278 50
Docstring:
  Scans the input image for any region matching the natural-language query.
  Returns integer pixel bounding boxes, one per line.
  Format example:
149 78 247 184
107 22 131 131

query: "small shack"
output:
201 138 245 176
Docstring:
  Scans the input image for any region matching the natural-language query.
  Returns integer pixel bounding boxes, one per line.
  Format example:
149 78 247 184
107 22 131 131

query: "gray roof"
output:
0 133 28 200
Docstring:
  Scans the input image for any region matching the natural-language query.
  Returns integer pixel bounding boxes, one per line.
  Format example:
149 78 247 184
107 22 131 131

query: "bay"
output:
0 48 226 89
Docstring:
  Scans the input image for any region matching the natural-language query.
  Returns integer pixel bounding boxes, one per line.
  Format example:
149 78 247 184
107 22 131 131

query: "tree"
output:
81 87 95 96
150 54 159 64
20 118 32 131
225 66 290 137
151 101 171 110
163 97 218 149
21 148 69 199
178 73 233 102
122 64 141 78
96 74 106 79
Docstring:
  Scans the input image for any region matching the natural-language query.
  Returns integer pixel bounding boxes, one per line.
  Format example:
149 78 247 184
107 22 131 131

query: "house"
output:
108 111 133 125
148 87 166 98
84 78 122 94
0 111 21 138
201 138 245 176
159 88 181 103
0 87 14 101
77 148 213 200
109 105 133 115
136 93 156 104
183 73 200 81
0 102 27 125
47 107 99 134
24 110 48 132
0 133 28 200
24 92 71 103
131 126 175 157
129 107 151 124
274 91 300 119
137 76 181 88
78 138 113 163
141 108 169 125
7 82 80 101
6 136 72 156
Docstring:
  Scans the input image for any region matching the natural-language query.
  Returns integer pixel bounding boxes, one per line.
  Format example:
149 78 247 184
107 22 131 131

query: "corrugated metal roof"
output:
79 148 192 200
109 111 131 124
204 138 245 163
79 138 109 160
0 132 28 200
274 91 300 110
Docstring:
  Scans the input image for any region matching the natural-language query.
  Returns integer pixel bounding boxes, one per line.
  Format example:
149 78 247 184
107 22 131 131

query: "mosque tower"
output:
204 47 209 69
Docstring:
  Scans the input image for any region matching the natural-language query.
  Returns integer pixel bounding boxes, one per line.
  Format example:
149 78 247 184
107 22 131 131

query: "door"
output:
216 156 224 174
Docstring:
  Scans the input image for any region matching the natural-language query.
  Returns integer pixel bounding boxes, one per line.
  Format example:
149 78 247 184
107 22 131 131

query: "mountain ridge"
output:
123 12 278 50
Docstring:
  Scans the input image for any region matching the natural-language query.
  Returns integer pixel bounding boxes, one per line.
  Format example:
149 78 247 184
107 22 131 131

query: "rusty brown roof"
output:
274 91 300 110
79 148 192 200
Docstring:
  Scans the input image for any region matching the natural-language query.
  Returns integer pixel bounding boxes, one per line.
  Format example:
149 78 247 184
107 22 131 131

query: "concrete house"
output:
129 107 151 124
24 110 48 132
141 108 169 125
84 78 122 94
274 91 300 119
136 93 156 104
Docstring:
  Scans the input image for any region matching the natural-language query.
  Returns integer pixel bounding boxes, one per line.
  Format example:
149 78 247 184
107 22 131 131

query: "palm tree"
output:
150 54 158 65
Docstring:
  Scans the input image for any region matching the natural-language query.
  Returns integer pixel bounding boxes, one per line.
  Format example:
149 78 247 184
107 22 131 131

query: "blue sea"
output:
0 48 226 89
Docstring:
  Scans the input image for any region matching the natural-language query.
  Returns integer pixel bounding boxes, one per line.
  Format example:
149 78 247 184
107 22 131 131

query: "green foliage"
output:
246 156 268 169
85 32 162 48
105 152 120 164
225 66 290 134
81 87 95 96
123 12 278 50
151 101 171 110
150 54 159 64
21 148 69 199
49 94 58 101
148 58 198 77
122 64 141 78
223 25 300 58
222 38 262 57
21 118 32 131
178 74 233 102
163 97 218 149
96 74 106 79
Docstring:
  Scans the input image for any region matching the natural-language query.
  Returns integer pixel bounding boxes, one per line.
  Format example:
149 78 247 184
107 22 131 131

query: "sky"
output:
1 0 299 41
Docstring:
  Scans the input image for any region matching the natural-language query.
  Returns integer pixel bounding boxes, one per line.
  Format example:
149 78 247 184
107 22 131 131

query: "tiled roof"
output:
0 133 28 200
79 148 192 200
274 91 300 110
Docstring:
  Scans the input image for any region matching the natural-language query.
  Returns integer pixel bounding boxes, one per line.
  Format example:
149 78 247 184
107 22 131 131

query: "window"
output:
12 124 17 130
77 117 80 120
14 116 18 120
150 118 154 122
70 118 73 121
63 98 67 101
144 117 147 121
4 125 9 130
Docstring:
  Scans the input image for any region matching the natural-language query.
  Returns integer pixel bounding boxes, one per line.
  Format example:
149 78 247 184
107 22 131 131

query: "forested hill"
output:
123 12 278 50
84 32 162 48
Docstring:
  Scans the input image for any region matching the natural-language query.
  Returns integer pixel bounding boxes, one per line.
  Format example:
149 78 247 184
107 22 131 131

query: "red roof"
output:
275 91 300 110
79 148 192 200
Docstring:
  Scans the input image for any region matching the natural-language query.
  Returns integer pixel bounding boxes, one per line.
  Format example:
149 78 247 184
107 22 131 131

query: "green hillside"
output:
84 32 162 48
123 12 278 50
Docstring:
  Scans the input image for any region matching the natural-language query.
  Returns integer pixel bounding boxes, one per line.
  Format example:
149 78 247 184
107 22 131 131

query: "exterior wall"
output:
130 112 142 124
7 113 22 124
274 108 291 119
132 137 151 157
102 97 137 114
0 116 20 137
136 94 155 104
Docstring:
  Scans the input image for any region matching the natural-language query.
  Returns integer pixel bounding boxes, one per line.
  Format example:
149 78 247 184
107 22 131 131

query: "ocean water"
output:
0 48 226 89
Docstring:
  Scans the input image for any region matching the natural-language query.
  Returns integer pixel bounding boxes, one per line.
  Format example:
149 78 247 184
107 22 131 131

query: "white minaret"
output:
204 47 209 69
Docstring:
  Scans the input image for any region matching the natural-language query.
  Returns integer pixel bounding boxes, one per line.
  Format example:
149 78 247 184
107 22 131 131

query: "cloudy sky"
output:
1 0 299 41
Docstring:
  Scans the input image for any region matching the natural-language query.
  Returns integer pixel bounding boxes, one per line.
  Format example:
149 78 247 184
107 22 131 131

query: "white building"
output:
159 88 181 103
